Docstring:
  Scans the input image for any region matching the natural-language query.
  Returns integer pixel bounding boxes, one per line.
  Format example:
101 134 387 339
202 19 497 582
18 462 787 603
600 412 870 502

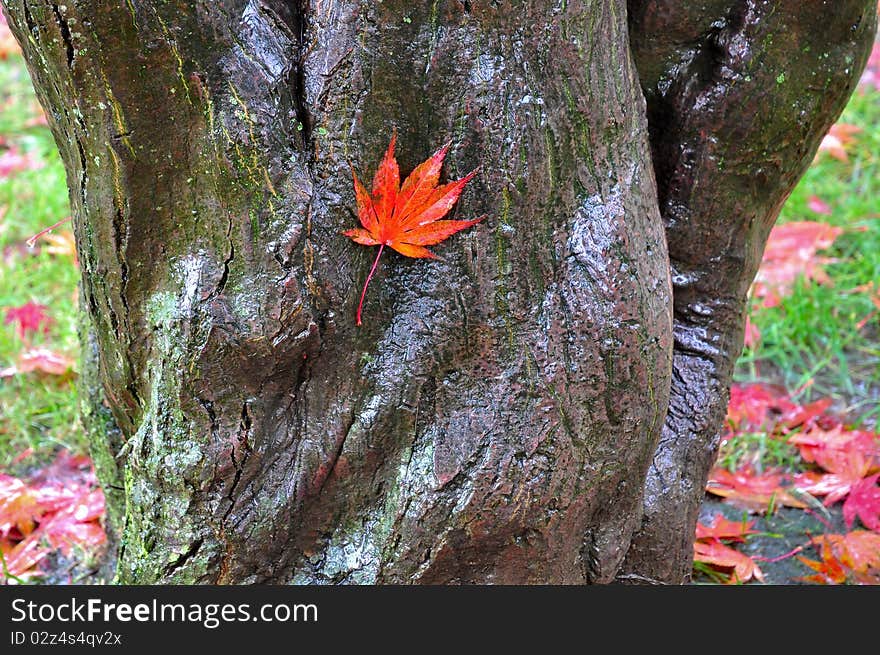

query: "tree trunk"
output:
621 0 877 583
2 0 873 584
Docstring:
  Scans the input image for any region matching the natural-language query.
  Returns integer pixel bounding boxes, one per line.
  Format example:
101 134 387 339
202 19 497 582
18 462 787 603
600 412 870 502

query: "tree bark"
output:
2 0 874 584
4 0 672 584
621 0 877 583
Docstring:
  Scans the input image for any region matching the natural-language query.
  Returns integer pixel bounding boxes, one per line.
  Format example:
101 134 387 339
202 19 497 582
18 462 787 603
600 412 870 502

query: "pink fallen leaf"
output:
807 195 833 216
751 221 842 307
743 313 761 349
693 540 765 584
0 147 44 178
0 450 105 583
0 12 19 60
814 123 862 163
1 536 47 583
843 474 880 531
0 348 76 378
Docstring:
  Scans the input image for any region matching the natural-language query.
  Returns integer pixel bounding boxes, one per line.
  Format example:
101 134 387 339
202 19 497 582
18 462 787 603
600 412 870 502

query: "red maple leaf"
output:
344 133 484 325
789 426 879 466
794 450 874 506
705 466 808 512
693 540 765 584
842 474 880 531
695 514 759 542
4 301 51 340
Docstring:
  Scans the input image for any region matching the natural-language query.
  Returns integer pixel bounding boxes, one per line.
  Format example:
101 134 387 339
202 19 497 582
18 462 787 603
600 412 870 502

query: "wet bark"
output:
2 0 873 584
4 0 671 584
621 0 877 583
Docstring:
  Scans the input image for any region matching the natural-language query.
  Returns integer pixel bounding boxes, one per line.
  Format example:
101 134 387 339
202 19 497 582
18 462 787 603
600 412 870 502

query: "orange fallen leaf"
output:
706 466 809 512
814 123 862 163
695 514 759 542
798 532 880 585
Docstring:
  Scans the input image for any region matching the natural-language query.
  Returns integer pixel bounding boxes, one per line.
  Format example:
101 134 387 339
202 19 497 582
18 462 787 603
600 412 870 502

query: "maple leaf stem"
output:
26 216 73 248
356 244 384 326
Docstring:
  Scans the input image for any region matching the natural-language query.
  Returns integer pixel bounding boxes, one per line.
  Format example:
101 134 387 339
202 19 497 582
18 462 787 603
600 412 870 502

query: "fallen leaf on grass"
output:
807 195 833 216
0 450 105 584
693 540 765 584
725 383 796 432
859 39 880 91
0 12 19 60
814 123 862 163
0 147 44 178
4 301 51 340
743 313 761 349
40 230 77 262
695 514 759 542
751 221 842 308
706 467 809 512
0 348 76 378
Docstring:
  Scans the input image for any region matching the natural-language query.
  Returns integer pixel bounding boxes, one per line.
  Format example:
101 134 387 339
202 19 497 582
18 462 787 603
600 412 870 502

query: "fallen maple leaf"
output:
706 466 809 512
818 531 880 574
743 313 761 349
789 426 879 469
842 474 880 531
859 38 880 91
0 12 19 60
814 123 862 163
0 348 76 378
798 532 880 584
25 216 73 249
0 147 44 178
695 514 759 542
344 133 484 325
0 450 105 584
807 195 833 216
0 476 41 538
751 221 842 307
41 230 77 262
693 540 765 584
4 301 51 340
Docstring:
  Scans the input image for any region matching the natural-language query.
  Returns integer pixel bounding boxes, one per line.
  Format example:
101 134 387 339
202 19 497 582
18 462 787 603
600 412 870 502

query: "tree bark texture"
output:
2 0 874 584
622 0 876 583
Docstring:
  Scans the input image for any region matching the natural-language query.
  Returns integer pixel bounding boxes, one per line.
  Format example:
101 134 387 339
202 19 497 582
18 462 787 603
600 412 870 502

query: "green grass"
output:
0 52 82 465
714 430 803 474
736 86 880 430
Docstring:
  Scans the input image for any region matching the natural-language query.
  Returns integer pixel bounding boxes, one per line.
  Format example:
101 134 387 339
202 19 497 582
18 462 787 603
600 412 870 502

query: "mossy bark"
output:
622 0 877 583
2 0 873 584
